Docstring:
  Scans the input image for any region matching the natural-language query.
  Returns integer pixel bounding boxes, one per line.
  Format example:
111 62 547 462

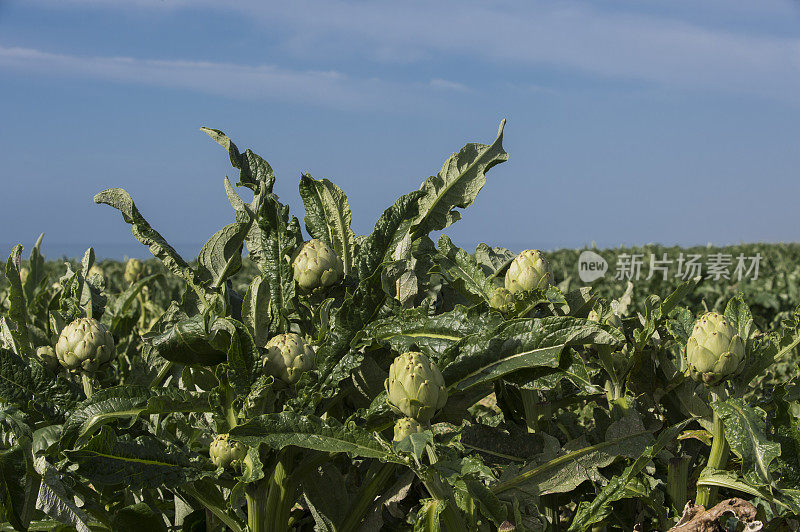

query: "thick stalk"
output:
696 392 729 508
224 385 238 431
420 443 466 532
265 447 296 532
246 480 269 532
520 389 540 433
667 455 690 514
421 474 466 532
339 463 396 532
179 484 244 532
543 494 560 532
81 373 94 399
150 361 174 389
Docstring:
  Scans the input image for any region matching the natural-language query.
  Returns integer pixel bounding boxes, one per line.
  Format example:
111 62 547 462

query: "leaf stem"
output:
81 372 94 399
150 361 174 389
265 447 296 532
339 462 396 532
246 480 268 532
696 391 729 508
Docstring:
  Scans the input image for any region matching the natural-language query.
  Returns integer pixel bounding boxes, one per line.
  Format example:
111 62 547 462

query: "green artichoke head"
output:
385 351 447 423
55 317 115 373
686 312 745 386
393 417 424 442
489 287 515 313
292 239 344 291
35 346 59 372
505 249 553 293
263 333 316 384
209 433 247 470
124 258 146 284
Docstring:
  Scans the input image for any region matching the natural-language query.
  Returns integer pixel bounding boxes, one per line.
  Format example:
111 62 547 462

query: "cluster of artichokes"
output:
385 351 448 429
292 239 343 291
686 312 745 386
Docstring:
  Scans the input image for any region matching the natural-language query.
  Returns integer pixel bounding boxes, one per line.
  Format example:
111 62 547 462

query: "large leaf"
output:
715 397 780 489
0 350 82 422
568 420 691 531
0 444 26 530
411 119 508 238
3 245 30 356
493 414 656 499
357 190 425 280
299 174 356 276
94 188 211 304
434 235 495 304
441 317 624 392
202 127 276 192
362 305 501 360
60 386 212 451
230 412 400 462
246 193 302 335
33 457 91 532
64 426 208 490
196 220 251 289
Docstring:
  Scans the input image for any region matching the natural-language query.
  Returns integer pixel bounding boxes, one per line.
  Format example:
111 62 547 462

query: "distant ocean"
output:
0 242 205 261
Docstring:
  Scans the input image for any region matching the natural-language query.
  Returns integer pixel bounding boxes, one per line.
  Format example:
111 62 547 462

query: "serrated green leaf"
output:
299 174 356 276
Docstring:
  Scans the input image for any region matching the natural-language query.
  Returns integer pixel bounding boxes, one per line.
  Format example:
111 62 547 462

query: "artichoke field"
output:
1 122 799 531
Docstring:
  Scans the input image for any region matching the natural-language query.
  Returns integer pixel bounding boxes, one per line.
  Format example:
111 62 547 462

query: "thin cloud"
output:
25 0 800 102
0 46 434 109
429 78 471 92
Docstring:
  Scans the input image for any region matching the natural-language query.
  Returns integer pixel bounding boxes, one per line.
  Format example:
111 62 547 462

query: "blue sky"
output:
2 0 800 259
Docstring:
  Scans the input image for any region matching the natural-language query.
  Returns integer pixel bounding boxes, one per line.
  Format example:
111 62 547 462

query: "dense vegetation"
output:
1 123 799 531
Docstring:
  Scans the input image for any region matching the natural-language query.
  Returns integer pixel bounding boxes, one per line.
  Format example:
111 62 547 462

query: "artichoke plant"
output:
209 433 247 469
263 333 316 384
686 312 745 386
385 352 447 423
292 239 343 291
124 258 145 284
393 417 423 442
505 249 553 293
55 317 115 373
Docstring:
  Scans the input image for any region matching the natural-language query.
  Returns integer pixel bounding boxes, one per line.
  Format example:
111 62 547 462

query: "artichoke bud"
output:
385 352 447 423
686 312 745 386
209 433 247 470
489 287 515 313
35 346 59 372
292 239 344 291
124 258 146 284
393 417 423 442
505 249 553 294
55 317 115 373
262 333 316 384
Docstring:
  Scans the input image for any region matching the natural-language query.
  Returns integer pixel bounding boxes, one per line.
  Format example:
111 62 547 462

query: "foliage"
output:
0 121 798 531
